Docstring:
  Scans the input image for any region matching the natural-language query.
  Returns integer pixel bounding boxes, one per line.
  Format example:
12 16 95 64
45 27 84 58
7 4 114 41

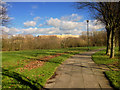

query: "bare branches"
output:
76 2 120 58
0 0 9 26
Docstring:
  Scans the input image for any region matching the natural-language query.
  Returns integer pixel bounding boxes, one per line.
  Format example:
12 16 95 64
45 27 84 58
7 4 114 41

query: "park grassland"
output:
92 48 120 89
2 47 103 89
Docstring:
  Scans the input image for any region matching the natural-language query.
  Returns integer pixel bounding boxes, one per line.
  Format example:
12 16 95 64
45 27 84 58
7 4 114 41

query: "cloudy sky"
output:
2 2 105 36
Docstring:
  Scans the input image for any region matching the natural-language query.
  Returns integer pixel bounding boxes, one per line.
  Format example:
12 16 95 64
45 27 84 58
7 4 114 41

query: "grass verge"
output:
92 48 120 89
2 47 104 89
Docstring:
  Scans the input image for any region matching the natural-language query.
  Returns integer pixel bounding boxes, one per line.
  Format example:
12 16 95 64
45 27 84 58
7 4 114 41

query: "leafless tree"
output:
76 2 120 58
0 0 9 26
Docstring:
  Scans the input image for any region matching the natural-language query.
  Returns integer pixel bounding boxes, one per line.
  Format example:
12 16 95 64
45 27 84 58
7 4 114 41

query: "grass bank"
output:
2 47 103 89
92 48 120 89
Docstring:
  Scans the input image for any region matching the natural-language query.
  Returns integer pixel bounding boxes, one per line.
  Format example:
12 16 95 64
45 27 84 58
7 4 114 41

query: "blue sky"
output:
8 2 89 28
2 2 104 35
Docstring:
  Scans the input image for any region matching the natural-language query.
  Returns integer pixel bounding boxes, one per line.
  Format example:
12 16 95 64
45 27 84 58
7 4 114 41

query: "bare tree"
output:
119 27 120 51
76 2 120 58
0 0 9 26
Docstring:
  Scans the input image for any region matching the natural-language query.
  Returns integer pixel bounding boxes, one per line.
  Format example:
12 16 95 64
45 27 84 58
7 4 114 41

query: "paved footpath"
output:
45 49 113 89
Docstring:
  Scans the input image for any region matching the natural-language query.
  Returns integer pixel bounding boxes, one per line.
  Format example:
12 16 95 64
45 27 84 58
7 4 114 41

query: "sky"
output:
1 2 105 36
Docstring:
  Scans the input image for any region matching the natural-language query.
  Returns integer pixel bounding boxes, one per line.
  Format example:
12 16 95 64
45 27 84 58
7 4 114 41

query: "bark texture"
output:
106 27 111 56
118 28 120 51
110 29 115 58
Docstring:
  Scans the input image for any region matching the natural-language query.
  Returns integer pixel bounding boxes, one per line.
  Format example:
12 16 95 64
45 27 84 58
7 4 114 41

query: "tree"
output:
76 2 120 58
118 1 120 51
0 0 9 26
119 27 120 51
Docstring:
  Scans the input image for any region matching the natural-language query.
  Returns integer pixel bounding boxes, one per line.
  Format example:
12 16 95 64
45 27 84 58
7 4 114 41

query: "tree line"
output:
2 30 109 51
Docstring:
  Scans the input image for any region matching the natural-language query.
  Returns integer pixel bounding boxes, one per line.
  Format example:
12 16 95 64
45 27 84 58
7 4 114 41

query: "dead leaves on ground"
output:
17 53 65 72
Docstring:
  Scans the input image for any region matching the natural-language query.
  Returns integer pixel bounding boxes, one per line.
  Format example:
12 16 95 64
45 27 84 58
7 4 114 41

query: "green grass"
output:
2 47 103 89
2 54 72 89
92 47 120 89
105 71 120 89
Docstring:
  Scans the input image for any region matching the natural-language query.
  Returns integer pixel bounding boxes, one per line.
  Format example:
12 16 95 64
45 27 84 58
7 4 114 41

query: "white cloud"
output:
37 27 60 34
61 13 82 21
2 14 105 35
1 27 20 35
1 27 9 32
38 24 43 27
47 18 61 27
20 26 65 35
1 26 83 35
8 28 20 34
59 21 78 30
46 17 82 30
1 19 105 35
46 17 104 34
34 16 41 21
21 27 59 35
22 27 38 34
88 20 105 30
24 21 36 27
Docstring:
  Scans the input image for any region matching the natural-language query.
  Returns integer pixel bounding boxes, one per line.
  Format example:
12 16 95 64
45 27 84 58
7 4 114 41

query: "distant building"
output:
37 34 79 38
56 34 79 38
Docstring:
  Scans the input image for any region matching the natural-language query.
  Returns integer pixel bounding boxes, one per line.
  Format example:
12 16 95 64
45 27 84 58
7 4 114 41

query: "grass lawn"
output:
92 48 120 89
2 47 103 89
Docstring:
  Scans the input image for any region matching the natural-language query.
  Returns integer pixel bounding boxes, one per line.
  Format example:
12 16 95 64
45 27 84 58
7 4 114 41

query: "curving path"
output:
45 49 113 89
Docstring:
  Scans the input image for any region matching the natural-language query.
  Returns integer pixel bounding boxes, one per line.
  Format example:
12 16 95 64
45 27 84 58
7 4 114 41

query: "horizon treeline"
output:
1 30 119 51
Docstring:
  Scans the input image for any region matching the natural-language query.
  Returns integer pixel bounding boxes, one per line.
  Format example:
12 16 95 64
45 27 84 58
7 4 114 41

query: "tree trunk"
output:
106 29 111 56
119 50 120 69
110 29 115 58
118 29 120 51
